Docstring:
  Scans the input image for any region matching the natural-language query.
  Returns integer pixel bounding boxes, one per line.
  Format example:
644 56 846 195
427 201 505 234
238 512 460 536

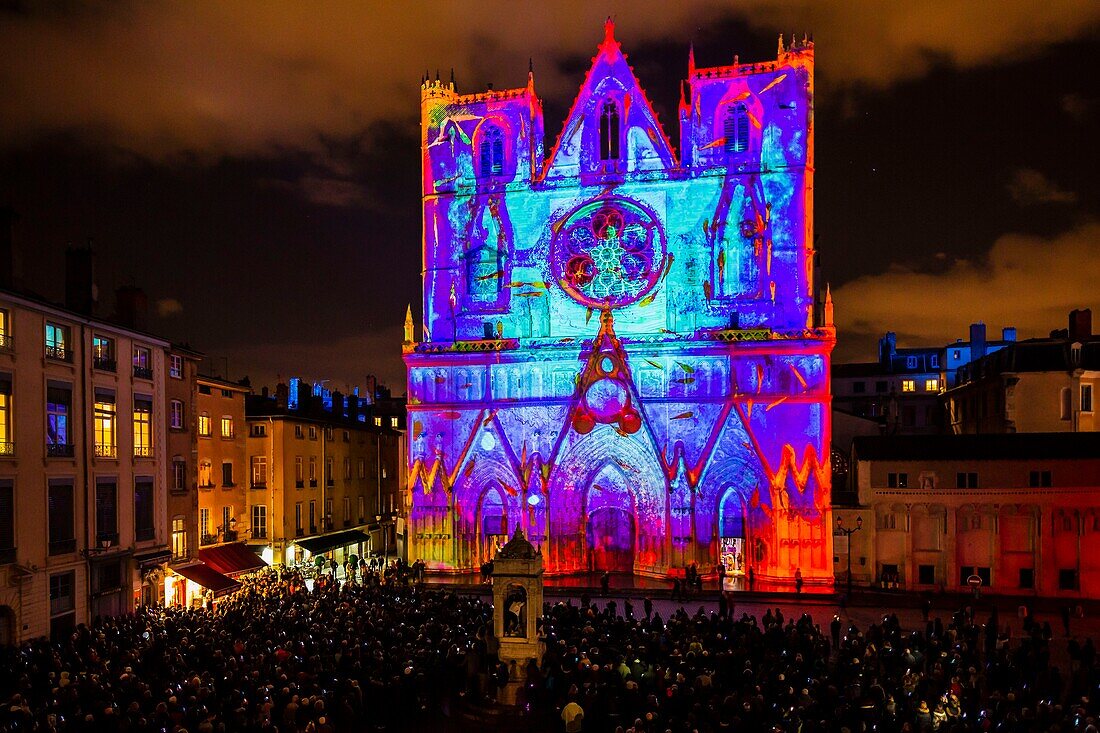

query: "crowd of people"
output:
0 565 1098 732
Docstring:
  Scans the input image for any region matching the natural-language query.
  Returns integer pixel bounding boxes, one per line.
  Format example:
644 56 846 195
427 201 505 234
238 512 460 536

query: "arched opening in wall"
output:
477 484 510 566
479 124 504 177
718 491 747 578
0 605 14 646
585 464 635 573
599 99 620 161
723 103 750 154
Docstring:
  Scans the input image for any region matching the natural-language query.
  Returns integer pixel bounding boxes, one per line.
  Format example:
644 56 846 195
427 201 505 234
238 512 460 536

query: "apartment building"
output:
162 345 202 603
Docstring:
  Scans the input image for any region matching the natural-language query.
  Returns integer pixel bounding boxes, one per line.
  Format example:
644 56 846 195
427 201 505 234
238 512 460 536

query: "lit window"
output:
93 390 116 457
171 517 187 561
132 346 152 378
198 412 211 437
47 385 71 450
0 309 8 347
390 416 399 428
599 99 620 161
0 372 10 450
133 398 153 457
925 379 939 392
169 354 183 379
221 416 233 439
45 322 70 360
479 125 504 177
92 335 114 370
374 417 382 427
723 103 749 153
199 460 213 488
901 379 915 392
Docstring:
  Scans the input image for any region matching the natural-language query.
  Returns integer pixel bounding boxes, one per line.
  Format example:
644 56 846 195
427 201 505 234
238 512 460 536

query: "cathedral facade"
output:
405 22 834 588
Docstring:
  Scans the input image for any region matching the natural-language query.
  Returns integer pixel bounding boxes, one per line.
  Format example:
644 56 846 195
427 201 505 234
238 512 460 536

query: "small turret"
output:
824 284 834 328
404 304 415 345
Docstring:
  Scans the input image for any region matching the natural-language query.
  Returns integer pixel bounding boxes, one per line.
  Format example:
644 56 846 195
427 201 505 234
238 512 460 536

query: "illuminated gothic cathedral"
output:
404 22 834 588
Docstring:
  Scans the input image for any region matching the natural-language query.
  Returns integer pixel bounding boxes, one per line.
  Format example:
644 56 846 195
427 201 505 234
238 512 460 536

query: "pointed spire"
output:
435 69 440 83
824 284 834 328
687 42 696 77
778 33 785 55
403 305 415 344
528 57 534 75
449 67 455 90
603 16 615 43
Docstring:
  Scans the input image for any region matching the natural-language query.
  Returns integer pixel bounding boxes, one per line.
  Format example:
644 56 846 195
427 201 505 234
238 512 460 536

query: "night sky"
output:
1 2 1097 393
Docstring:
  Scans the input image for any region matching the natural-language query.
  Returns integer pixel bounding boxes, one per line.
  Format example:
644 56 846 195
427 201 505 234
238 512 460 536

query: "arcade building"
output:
404 22 834 588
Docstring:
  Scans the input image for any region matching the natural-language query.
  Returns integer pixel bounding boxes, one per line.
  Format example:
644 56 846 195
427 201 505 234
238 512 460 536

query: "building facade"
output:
0 285 171 642
246 381 404 567
405 25 833 586
946 309 1097 434
836 433 1100 598
163 346 202 604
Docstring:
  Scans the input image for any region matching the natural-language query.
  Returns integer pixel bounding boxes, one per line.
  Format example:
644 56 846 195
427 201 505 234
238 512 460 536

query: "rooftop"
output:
853 433 1100 462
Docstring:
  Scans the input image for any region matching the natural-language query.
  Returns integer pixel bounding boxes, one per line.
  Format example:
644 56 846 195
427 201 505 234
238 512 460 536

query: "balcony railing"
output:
252 529 267 540
47 443 74 458
295 480 304 489
48 538 76 556
0 442 14 457
0 547 15 564
95 531 119 546
250 482 267 490
0 333 12 351
132 365 153 380
45 345 72 362
200 533 218 546
94 444 117 459
198 482 215 490
309 480 317 487
133 445 153 458
135 527 156 542
93 356 116 372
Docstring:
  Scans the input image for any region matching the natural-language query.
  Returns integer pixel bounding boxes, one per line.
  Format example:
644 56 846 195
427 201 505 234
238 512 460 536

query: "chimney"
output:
275 382 289 410
0 207 16 290
65 244 97 315
969 322 987 360
878 332 897 365
1069 309 1092 341
1002 327 1017 342
115 286 148 330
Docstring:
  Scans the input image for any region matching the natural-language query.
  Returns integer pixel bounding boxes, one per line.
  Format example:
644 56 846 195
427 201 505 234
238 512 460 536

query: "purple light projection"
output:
405 22 834 588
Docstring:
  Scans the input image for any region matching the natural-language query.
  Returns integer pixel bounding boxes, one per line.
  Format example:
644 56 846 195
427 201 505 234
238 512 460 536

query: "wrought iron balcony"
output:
133 445 153 458
45 344 71 362
93 356 116 372
48 538 76 556
250 482 267 490
200 533 218 546
0 442 14 457
94 443 117 459
132 365 153 380
0 333 12 351
47 443 74 458
198 482 215 490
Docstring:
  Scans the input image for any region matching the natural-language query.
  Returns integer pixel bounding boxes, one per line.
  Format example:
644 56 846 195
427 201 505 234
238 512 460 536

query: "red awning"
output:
172 563 240 596
198 542 268 576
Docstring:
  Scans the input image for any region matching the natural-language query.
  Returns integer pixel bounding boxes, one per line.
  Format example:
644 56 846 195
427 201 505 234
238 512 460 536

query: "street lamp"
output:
837 515 863 596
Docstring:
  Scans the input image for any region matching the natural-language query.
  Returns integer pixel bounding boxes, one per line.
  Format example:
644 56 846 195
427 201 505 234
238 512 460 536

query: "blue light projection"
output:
404 22 834 587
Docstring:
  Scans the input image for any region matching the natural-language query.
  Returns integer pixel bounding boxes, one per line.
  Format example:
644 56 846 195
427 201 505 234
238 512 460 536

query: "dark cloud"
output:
1007 168 1078 206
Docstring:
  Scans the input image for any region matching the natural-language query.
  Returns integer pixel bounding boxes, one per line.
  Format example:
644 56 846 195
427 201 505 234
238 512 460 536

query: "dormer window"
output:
599 100 620 161
724 103 750 153
479 125 504 177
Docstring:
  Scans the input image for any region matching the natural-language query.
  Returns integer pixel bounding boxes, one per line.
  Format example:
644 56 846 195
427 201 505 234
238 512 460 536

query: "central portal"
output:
585 464 637 573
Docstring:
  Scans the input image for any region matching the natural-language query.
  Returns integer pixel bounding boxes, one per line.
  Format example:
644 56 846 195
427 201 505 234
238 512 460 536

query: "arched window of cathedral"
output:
723 103 750 154
479 125 505 177
599 99 620 161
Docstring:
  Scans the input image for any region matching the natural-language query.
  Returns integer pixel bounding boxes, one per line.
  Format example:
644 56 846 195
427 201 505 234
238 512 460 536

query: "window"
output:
1062 515 1075 533
133 397 153 457
723 103 749 153
930 354 939 368
46 385 72 456
358 496 365 523
198 412 212 437
198 384 211 395
906 356 918 369
49 570 75 618
220 416 233 439
887 472 908 489
324 498 333 528
358 458 365 480
343 430 350 443
250 423 267 437
925 379 939 392
1083 384 1094 413
309 457 317 486
169 354 183 379
92 335 115 370
901 379 915 393
599 99 620 160
956 472 978 489
309 426 317 440
0 309 8 349
44 322 70 361
343 457 351 480
295 456 304 488
881 513 897 530
295 503 303 534
169 399 184 430
134 478 155 541
251 504 267 539
1059 569 1079 591
374 417 382 427
171 517 187 561
295 424 304 439
94 480 117 544
221 389 232 398
93 390 116 458
325 427 333 442
172 457 186 491
222 506 233 537
251 456 267 488
918 564 935 585
309 500 316 532
198 460 213 488
132 346 152 379
479 124 504 176
1029 470 1053 488
0 373 10 453
200 507 210 540
1019 568 1035 589
952 349 961 360
343 496 351 523
47 480 75 555
852 381 866 394
970 514 982 530
0 480 14 564
222 461 234 487
326 457 334 486
390 416 399 428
